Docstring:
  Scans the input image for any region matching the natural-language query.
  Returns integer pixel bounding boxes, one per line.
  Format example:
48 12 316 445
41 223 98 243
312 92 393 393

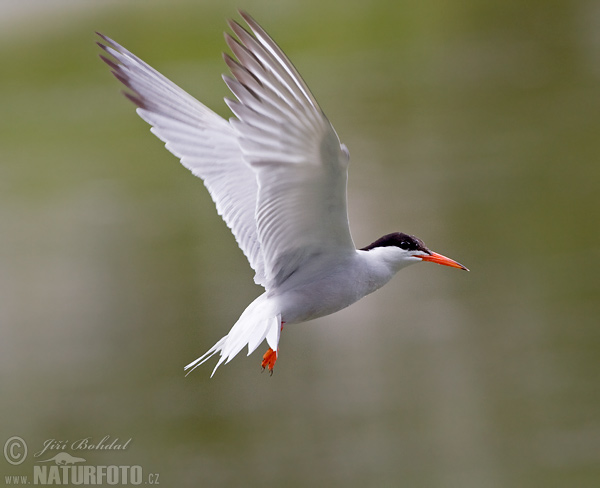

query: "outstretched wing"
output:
97 33 267 285
98 11 355 290
225 12 355 288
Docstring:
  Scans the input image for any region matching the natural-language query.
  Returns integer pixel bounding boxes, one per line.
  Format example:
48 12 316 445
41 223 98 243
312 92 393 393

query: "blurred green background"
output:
1 0 599 486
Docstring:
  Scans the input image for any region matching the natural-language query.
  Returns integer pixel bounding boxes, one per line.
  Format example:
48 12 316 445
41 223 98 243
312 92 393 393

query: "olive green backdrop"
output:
1 0 599 486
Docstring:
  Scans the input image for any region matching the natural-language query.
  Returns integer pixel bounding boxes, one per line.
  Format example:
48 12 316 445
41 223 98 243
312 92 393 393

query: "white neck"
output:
355 247 420 295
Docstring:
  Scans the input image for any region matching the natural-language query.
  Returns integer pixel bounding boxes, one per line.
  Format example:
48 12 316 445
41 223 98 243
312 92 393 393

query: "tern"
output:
97 11 468 377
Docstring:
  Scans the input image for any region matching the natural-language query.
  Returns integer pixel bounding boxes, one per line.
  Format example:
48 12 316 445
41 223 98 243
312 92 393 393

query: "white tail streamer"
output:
184 294 281 377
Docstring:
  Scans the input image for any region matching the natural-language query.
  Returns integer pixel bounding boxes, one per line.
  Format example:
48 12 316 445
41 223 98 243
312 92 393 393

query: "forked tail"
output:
184 294 281 377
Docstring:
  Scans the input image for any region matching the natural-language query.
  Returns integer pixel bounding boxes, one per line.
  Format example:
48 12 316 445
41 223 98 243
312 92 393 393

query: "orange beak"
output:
419 252 469 271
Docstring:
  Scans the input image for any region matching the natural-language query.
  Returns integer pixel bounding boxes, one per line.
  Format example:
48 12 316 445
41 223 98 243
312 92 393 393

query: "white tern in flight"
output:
97 11 468 376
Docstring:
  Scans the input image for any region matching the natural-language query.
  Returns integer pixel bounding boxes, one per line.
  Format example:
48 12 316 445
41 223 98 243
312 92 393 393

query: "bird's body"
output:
98 11 467 376
186 245 420 375
260 249 407 326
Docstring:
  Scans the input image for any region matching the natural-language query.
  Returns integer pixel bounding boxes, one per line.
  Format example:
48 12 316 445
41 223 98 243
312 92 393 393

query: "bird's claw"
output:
261 348 277 376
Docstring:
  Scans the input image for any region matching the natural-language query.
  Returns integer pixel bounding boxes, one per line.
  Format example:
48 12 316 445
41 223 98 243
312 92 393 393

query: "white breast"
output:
271 250 400 324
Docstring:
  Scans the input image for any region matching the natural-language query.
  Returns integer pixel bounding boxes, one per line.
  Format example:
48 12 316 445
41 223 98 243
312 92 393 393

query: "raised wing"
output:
97 33 267 285
98 12 355 290
225 12 356 287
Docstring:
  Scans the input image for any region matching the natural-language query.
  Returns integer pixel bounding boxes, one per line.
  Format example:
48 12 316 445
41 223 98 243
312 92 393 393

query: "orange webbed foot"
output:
261 348 277 376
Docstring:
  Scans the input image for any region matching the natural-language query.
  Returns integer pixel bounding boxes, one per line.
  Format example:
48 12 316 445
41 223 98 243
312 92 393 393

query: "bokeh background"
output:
1 0 599 486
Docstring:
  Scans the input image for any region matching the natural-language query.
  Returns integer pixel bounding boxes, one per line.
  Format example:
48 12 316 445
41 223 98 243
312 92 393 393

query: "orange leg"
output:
261 348 277 375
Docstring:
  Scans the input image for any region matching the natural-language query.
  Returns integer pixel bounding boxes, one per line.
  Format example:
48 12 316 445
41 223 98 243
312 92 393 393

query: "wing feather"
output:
97 33 267 285
98 11 355 291
226 12 355 287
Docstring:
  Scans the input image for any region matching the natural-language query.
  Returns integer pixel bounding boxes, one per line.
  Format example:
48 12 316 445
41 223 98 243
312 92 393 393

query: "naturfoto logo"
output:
4 435 159 486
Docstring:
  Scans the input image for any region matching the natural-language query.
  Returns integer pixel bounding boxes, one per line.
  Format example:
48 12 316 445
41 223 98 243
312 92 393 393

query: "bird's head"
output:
360 232 469 271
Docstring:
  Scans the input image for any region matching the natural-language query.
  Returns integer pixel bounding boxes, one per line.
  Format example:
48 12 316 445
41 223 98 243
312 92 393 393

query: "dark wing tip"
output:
122 91 147 110
228 19 250 41
96 37 145 109
223 31 246 58
95 32 114 48
238 10 257 29
226 18 239 33
96 41 111 55
99 54 119 71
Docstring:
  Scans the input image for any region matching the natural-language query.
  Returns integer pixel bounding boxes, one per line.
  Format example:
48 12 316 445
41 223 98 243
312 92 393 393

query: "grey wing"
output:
224 12 355 288
97 33 267 285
